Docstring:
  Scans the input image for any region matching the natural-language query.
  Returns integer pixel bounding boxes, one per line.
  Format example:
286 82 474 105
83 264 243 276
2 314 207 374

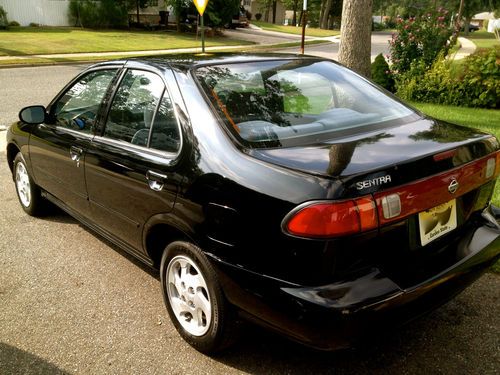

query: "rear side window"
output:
103 69 180 153
195 60 417 148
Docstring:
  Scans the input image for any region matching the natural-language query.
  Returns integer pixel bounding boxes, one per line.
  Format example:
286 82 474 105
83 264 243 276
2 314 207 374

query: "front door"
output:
29 68 119 217
85 68 182 252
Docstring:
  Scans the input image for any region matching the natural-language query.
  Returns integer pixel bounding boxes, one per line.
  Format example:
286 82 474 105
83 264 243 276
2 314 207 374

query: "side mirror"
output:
19 105 46 124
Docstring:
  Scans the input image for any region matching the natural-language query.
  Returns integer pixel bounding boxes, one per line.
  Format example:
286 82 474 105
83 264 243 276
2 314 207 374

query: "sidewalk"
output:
0 44 251 62
454 37 477 60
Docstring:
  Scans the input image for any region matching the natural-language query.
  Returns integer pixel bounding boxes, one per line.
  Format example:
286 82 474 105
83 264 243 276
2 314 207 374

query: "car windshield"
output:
195 59 419 148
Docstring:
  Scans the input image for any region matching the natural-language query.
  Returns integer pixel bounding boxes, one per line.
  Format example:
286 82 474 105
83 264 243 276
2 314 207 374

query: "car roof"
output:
92 53 326 72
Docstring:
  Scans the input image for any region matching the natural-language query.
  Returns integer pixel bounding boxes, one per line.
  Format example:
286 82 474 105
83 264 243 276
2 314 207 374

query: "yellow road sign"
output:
193 0 208 16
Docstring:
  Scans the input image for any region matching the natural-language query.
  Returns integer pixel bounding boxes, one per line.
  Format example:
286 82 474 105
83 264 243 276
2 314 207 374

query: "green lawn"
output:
412 102 500 132
251 21 340 37
0 27 253 56
463 30 500 49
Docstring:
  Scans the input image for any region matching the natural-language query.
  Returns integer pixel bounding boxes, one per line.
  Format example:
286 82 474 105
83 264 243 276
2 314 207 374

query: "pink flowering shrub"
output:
389 7 453 74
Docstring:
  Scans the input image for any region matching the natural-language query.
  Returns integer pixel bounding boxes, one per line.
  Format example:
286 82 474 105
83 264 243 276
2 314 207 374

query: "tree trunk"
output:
319 0 325 26
136 0 140 24
450 0 464 47
464 16 472 36
272 0 277 24
338 0 373 78
292 0 298 26
321 0 333 29
176 13 181 32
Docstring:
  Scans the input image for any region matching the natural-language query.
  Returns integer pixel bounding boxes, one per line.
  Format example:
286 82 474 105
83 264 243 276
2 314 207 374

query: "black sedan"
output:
6 54 500 354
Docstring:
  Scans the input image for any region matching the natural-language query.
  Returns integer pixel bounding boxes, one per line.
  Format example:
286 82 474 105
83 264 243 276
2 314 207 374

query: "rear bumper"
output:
211 205 500 350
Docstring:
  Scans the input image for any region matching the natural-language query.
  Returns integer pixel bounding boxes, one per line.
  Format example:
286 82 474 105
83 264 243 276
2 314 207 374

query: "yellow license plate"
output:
418 199 457 246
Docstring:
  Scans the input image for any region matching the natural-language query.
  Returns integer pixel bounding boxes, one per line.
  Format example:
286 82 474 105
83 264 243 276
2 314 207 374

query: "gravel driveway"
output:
0 65 499 375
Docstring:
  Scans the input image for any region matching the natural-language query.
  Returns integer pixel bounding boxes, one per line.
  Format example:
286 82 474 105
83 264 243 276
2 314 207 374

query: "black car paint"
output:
6 54 500 350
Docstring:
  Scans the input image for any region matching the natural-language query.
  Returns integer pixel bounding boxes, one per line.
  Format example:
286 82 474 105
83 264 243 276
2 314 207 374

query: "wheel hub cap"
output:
15 162 31 208
166 255 212 336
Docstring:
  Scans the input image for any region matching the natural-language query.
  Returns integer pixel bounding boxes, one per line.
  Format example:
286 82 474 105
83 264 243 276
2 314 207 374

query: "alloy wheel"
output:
166 255 212 336
15 161 31 208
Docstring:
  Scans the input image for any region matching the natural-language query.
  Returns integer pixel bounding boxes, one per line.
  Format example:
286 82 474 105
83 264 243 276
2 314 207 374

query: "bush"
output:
255 13 262 21
0 5 8 29
389 7 453 74
8 20 20 26
371 54 395 92
384 19 397 29
69 0 128 29
396 48 500 109
29 22 40 27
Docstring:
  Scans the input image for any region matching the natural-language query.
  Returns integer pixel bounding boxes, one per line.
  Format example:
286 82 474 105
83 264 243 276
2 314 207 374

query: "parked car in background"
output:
462 23 480 32
229 7 248 28
6 54 500 354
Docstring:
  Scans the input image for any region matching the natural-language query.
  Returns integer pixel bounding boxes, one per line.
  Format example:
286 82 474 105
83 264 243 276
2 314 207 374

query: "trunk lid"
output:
249 118 499 199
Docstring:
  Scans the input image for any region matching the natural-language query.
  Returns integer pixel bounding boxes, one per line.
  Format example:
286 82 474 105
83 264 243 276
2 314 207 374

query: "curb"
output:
0 44 252 69
0 60 92 70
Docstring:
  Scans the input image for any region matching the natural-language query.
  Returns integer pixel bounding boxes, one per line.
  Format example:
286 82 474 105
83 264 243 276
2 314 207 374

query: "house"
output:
243 0 286 25
1 0 174 27
472 12 494 29
127 0 175 26
1 0 71 26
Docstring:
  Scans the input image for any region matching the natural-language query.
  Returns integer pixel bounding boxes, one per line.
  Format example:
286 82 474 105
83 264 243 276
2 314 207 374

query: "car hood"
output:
248 118 499 197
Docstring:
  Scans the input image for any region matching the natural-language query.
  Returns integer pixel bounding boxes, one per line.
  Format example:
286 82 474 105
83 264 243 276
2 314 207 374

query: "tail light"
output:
282 196 378 238
284 151 500 239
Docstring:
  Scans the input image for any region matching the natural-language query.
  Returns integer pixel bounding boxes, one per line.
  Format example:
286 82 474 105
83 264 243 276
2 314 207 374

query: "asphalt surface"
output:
1 65 499 375
225 29 392 61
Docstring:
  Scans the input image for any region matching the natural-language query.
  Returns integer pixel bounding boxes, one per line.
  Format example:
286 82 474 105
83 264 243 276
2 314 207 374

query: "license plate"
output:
418 199 457 246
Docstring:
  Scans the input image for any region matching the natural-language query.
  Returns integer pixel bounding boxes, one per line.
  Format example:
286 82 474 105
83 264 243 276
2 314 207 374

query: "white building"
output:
1 0 72 26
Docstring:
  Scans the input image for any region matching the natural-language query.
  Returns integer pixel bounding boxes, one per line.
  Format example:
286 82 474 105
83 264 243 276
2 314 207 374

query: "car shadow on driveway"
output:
0 342 71 375
214 284 498 374
41 205 160 279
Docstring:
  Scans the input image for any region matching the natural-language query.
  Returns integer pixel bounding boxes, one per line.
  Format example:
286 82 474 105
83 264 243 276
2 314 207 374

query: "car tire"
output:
13 153 45 216
160 241 237 354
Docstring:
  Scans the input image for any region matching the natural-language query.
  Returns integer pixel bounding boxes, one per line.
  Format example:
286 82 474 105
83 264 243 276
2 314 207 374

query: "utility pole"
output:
300 0 308 54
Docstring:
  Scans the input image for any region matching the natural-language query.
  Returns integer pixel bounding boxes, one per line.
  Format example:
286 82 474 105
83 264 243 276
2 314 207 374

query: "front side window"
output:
195 60 418 148
104 69 180 153
52 69 117 133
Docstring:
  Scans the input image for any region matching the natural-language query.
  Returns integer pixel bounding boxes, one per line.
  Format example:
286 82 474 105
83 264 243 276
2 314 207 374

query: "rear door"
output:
84 66 182 253
29 68 119 217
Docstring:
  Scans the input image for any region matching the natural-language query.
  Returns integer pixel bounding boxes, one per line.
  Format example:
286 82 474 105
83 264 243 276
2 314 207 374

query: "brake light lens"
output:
284 196 378 238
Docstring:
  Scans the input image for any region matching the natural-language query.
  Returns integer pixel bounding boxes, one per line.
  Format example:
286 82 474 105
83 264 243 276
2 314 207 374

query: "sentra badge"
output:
356 175 392 190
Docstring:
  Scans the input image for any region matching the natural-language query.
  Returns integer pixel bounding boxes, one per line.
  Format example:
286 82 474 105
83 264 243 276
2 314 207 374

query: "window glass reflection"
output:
104 70 164 145
53 69 117 133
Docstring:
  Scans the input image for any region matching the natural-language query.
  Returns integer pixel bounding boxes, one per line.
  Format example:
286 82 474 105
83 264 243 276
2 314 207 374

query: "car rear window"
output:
194 59 419 148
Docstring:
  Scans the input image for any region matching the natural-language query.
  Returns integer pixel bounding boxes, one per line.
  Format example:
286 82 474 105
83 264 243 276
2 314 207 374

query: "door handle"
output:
146 170 167 192
70 146 83 167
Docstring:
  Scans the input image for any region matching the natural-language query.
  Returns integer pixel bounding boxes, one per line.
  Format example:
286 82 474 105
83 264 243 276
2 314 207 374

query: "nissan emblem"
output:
448 179 459 194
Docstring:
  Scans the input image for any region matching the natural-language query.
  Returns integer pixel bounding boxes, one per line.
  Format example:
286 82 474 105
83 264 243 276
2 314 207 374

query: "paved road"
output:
1 65 499 375
225 29 392 61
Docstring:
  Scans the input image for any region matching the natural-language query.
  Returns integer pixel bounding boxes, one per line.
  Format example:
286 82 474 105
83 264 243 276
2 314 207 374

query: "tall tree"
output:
338 0 373 77
450 0 465 48
460 0 499 35
321 0 333 29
